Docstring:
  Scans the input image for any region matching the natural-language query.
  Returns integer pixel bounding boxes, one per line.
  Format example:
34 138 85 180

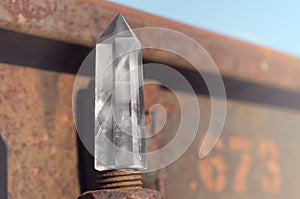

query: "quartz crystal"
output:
95 14 146 171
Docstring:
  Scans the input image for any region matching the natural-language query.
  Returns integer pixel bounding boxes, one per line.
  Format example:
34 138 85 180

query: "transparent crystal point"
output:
95 14 146 171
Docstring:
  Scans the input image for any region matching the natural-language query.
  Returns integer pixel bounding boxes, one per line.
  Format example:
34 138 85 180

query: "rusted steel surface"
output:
143 83 170 195
78 188 163 199
155 88 300 199
1 1 300 199
0 63 79 198
0 0 300 92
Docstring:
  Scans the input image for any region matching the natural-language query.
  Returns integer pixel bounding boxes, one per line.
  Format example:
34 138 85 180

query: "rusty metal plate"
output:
0 63 79 198
0 0 300 92
158 91 300 199
78 188 163 199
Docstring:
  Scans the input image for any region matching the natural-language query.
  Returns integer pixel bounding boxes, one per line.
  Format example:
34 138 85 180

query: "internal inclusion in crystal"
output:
95 14 146 171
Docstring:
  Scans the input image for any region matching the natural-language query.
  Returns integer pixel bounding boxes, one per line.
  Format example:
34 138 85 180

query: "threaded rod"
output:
96 169 143 190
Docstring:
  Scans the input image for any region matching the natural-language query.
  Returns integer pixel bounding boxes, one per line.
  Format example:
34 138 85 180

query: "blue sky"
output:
108 0 300 58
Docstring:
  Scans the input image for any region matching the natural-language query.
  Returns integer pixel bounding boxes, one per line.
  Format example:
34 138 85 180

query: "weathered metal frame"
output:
1 0 300 92
1 1 300 199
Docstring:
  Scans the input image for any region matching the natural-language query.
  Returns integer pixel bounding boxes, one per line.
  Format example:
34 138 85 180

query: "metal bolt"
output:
96 169 143 190
78 170 163 199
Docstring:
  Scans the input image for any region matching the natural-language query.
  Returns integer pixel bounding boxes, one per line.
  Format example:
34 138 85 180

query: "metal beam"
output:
0 0 300 92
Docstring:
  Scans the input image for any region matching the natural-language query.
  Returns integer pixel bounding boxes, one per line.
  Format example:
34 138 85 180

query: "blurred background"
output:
109 0 300 58
0 1 300 199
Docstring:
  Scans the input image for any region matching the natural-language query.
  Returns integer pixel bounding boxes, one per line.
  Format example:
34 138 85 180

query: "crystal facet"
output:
95 14 146 171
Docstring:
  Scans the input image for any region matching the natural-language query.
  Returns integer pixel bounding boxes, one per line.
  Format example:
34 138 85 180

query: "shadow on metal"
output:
0 28 91 74
0 134 8 199
75 81 99 193
1 28 300 111
144 63 300 110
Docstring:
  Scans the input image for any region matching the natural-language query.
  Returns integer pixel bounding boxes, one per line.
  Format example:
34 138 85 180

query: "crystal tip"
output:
97 13 135 44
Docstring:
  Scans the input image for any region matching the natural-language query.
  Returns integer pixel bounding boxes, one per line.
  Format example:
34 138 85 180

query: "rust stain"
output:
17 13 26 23
78 188 163 199
0 63 79 199
189 180 198 191
1 0 51 22
60 114 69 125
